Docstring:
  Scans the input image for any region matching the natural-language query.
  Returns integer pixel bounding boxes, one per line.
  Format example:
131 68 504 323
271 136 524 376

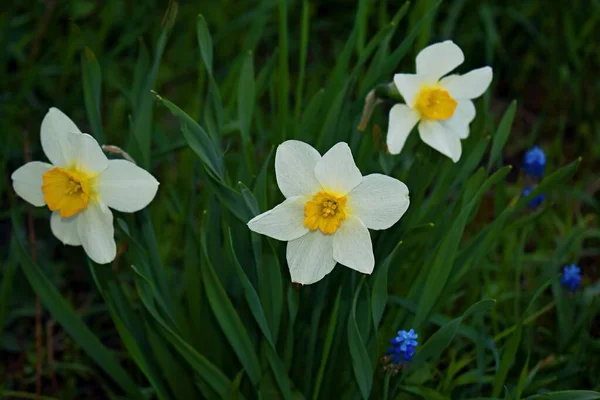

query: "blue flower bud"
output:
523 146 546 178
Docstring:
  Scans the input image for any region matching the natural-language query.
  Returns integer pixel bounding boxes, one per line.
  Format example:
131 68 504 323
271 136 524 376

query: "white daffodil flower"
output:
248 140 410 285
386 40 493 162
11 108 159 264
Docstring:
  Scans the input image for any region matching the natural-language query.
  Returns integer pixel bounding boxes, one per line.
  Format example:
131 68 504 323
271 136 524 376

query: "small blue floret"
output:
523 146 546 178
385 328 419 365
523 187 545 209
561 264 582 292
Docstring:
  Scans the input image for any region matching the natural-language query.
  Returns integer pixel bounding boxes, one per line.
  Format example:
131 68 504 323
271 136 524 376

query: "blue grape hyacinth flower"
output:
523 146 546 178
385 329 419 368
561 264 582 292
523 187 545 209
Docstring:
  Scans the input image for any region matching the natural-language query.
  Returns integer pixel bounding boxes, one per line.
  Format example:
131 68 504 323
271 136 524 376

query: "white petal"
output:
41 107 81 167
247 196 308 241
275 140 322 198
393 73 430 107
11 161 53 207
69 133 108 173
418 120 462 162
314 142 362 195
348 174 410 230
416 40 465 81
386 104 420 154
51 211 81 246
286 231 336 285
77 202 116 264
332 217 374 275
458 100 476 123
96 160 159 213
440 67 493 100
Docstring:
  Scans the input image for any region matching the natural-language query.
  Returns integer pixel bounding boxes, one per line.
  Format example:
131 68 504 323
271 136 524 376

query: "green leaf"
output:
412 299 495 366
0 238 18 344
153 92 224 179
238 50 255 144
80 47 104 143
371 241 402 331
200 235 262 386
517 158 581 212
347 279 372 399
414 167 511 327
88 261 175 400
13 222 145 400
227 230 274 348
488 100 517 171
130 266 233 398
196 14 214 74
130 1 177 168
277 0 290 141
526 392 600 400
312 287 342 400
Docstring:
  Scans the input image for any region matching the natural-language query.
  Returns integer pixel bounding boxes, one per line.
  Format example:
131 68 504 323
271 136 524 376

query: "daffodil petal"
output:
439 100 475 139
458 100 476 123
77 202 116 264
387 104 420 154
96 160 159 213
69 133 108 173
314 142 362 195
416 40 464 81
286 230 336 285
51 211 81 246
348 174 410 230
41 107 81 167
332 216 374 274
247 196 308 241
440 102 473 139
439 67 493 100
11 161 53 207
393 73 430 107
418 120 462 162
275 140 322 198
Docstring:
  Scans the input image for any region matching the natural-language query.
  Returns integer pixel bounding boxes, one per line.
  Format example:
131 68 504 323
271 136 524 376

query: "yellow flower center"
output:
415 85 457 120
42 167 95 218
304 191 348 234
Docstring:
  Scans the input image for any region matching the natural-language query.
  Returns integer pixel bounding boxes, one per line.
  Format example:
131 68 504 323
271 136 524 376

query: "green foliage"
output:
2 1 599 399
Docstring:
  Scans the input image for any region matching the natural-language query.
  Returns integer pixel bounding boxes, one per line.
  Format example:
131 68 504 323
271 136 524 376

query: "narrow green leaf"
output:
153 91 223 179
238 50 255 145
526 392 600 400
13 225 145 400
488 101 517 171
277 0 290 141
80 47 104 143
371 241 403 331
517 158 581 212
412 299 495 366
228 230 274 348
196 14 214 74
294 0 310 121
312 287 342 400
347 279 372 399
414 167 511 327
200 237 262 385
130 266 233 398
0 238 18 343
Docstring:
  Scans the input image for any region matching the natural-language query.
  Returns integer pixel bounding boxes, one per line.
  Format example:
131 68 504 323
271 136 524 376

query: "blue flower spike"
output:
523 146 546 178
523 186 545 209
383 329 419 374
561 264 582 292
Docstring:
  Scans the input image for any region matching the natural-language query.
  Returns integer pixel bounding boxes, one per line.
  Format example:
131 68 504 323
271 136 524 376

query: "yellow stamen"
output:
42 167 95 218
304 191 348 234
415 85 457 120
